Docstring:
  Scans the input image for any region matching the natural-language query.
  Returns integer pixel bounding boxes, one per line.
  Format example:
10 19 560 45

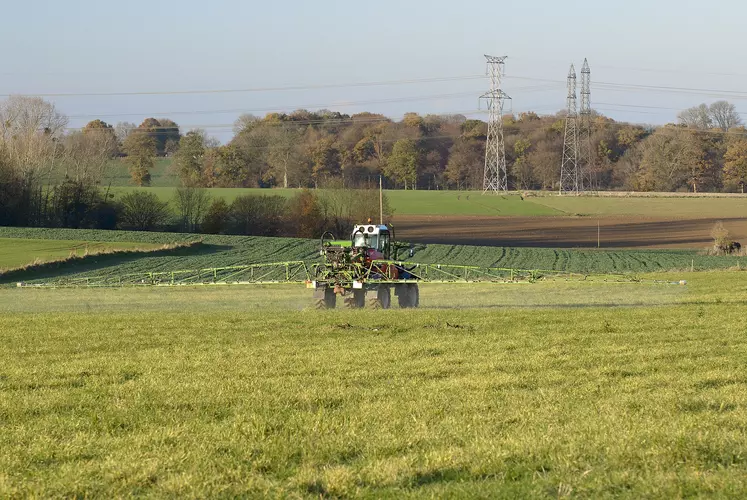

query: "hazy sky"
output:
3 0 747 141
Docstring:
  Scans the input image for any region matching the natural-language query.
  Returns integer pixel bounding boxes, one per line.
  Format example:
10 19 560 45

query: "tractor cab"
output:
352 224 391 260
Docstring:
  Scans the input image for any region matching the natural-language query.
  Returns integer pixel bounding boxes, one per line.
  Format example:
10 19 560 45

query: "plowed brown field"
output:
396 215 747 249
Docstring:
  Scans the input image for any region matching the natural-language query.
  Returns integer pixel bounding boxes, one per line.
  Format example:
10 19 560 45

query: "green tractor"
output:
310 222 419 309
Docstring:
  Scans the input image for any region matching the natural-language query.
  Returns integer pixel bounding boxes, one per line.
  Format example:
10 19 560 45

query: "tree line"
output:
4 94 747 234
174 100 747 193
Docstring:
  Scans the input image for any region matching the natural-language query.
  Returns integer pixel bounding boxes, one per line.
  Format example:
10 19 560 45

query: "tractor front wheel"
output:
315 287 336 309
343 289 365 308
367 285 391 309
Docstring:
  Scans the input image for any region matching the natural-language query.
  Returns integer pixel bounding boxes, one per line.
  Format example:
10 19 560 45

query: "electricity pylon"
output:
559 64 580 194
481 55 511 193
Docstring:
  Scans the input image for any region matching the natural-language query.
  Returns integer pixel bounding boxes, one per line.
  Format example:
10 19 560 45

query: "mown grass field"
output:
0 238 160 271
106 183 747 217
109 187 562 217
1 272 746 497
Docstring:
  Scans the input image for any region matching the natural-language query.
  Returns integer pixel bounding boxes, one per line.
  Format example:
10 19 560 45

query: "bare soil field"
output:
396 215 747 249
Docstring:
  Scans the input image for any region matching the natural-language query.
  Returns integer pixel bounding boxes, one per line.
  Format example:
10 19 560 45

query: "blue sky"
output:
2 0 746 141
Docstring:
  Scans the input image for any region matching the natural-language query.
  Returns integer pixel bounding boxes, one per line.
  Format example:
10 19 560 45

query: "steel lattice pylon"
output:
481 55 511 193
579 58 595 191
560 64 580 194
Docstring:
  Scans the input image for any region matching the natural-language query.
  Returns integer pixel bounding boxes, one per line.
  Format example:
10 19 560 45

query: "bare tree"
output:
114 122 137 144
174 187 211 232
59 130 118 183
709 101 742 131
677 103 712 129
0 96 67 140
0 96 68 181
266 125 302 188
233 114 260 135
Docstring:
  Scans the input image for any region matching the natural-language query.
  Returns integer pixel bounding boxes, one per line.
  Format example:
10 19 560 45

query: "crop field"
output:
102 187 747 248
2 227 746 287
0 237 161 271
1 271 747 497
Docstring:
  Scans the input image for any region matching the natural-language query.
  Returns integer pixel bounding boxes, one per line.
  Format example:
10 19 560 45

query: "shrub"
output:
286 189 323 238
227 195 287 236
118 191 171 231
710 221 742 255
201 198 230 234
174 187 211 232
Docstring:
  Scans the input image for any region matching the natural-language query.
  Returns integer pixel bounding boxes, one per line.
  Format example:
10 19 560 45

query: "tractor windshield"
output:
353 232 377 249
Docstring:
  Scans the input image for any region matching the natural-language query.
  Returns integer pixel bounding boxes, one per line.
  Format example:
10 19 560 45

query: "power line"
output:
63 84 561 120
0 74 489 98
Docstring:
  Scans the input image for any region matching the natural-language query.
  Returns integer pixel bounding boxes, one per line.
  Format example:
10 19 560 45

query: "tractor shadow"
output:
0 243 231 284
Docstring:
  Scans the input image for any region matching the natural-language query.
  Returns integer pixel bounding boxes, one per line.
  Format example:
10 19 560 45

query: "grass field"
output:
0 238 160 271
106 185 747 218
1 272 746 497
98 158 176 188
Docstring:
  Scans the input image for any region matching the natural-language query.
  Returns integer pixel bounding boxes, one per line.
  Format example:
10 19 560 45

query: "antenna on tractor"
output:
379 175 384 225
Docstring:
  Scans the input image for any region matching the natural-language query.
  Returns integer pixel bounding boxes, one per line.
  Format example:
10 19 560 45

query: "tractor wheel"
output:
315 287 336 309
343 289 365 308
367 285 391 309
397 284 413 308
411 284 420 308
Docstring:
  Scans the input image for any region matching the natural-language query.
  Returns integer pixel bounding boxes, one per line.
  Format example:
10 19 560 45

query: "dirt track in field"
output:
395 216 747 249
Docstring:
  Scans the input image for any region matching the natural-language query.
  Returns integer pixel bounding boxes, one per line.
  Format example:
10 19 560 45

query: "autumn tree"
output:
445 139 483 189
286 189 323 238
122 132 157 186
137 118 181 156
173 130 207 186
310 137 341 187
723 139 747 192
636 127 709 192
385 138 419 189
512 138 532 189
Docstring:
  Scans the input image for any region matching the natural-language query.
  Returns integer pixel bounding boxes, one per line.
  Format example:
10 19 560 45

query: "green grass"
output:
1 273 746 497
0 237 160 271
533 195 747 218
108 187 561 216
95 156 747 217
106 185 747 217
102 158 177 188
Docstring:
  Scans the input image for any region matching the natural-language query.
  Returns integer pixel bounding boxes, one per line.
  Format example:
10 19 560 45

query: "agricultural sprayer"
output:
15 219 685 307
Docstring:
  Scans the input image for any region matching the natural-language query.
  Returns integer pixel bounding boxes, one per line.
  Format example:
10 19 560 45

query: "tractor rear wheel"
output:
410 284 420 308
343 289 365 308
397 284 413 308
315 287 336 309
367 285 391 309
397 283 420 308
